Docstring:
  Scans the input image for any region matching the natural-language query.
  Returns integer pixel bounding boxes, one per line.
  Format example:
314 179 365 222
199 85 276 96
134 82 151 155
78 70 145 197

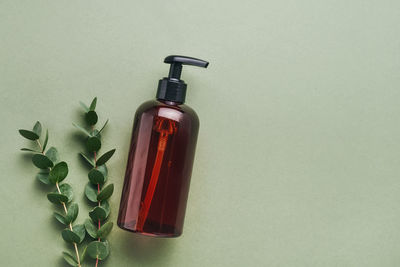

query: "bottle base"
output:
117 221 181 238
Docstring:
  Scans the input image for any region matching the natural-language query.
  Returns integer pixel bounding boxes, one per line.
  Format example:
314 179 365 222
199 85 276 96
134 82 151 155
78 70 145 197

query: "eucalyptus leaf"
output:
79 152 95 167
97 119 109 135
89 97 97 111
62 251 78 266
45 147 59 164
89 206 107 222
32 121 42 137
72 123 91 137
85 111 98 126
97 184 114 201
61 229 81 243
42 129 49 152
96 149 116 166
81 245 88 262
32 154 53 169
59 183 73 202
86 136 101 152
73 224 86 243
86 241 109 260
20 148 40 153
101 200 110 218
90 129 101 138
36 172 50 185
19 129 39 140
65 203 79 223
88 169 105 185
84 182 98 203
84 218 98 239
97 221 113 239
97 164 108 180
54 212 67 225
49 161 68 184
104 240 110 254
47 193 68 204
80 101 89 112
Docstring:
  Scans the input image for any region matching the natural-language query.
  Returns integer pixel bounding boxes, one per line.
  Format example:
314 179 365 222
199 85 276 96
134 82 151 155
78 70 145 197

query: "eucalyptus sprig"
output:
74 97 115 266
19 122 84 267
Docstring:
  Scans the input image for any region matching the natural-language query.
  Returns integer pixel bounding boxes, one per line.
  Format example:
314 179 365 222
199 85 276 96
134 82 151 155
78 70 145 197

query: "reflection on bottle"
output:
137 117 177 231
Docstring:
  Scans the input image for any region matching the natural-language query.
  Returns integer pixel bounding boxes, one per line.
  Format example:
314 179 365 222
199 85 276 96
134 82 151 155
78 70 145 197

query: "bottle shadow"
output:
116 230 175 265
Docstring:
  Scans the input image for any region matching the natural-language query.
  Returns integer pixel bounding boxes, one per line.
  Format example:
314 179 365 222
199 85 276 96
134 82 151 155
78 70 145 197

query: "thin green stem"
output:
56 182 81 267
37 139 81 267
36 139 43 152
94 149 101 266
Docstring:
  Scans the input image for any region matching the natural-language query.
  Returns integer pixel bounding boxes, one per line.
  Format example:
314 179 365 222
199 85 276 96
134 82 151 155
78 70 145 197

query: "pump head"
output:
156 55 209 104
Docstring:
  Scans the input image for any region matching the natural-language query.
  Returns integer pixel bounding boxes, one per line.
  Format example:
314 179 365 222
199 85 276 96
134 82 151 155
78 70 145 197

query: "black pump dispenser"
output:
156 55 209 104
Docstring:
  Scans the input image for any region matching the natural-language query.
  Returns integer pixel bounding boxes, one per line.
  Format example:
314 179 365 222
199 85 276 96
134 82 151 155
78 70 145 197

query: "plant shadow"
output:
70 132 86 147
18 151 34 165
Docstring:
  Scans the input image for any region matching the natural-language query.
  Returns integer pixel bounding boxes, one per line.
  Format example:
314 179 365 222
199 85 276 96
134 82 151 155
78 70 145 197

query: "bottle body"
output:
118 99 199 237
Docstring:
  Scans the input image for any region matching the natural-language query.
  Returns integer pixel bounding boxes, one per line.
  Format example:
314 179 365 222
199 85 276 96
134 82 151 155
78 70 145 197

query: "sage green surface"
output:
1 1 400 266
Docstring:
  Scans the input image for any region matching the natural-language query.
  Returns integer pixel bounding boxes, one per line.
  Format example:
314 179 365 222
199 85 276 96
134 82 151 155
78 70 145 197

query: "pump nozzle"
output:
156 55 209 103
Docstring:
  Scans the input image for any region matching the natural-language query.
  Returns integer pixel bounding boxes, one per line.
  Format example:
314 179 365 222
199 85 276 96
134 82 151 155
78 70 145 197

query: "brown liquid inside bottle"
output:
118 100 199 237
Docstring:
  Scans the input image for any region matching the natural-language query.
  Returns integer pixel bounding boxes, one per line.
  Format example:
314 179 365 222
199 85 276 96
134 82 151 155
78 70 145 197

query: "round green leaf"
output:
97 119 109 135
73 123 91 136
36 172 50 185
59 183 73 202
85 183 98 203
86 136 101 152
49 161 68 184
81 245 88 262
88 169 105 185
32 121 42 137
104 240 110 253
96 149 116 166
45 147 59 164
84 218 98 239
65 203 79 223
101 200 110 218
42 129 49 152
54 212 67 225
89 97 97 111
97 184 114 201
47 193 68 204
32 154 53 169
86 241 109 260
73 224 86 243
79 153 95 167
91 129 101 138
89 206 107 222
79 101 89 112
97 221 113 239
19 129 39 140
61 229 81 243
98 164 108 181
85 111 98 125
62 251 78 266
20 148 40 153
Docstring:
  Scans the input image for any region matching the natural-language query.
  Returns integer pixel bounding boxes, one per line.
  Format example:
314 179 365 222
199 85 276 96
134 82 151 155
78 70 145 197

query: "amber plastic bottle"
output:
118 55 209 237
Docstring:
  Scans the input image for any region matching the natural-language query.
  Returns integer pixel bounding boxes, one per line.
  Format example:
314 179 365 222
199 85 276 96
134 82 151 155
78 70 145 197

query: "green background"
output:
1 1 400 266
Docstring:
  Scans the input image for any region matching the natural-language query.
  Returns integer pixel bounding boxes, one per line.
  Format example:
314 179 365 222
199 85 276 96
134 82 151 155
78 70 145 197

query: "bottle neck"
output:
157 99 181 106
156 78 187 104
